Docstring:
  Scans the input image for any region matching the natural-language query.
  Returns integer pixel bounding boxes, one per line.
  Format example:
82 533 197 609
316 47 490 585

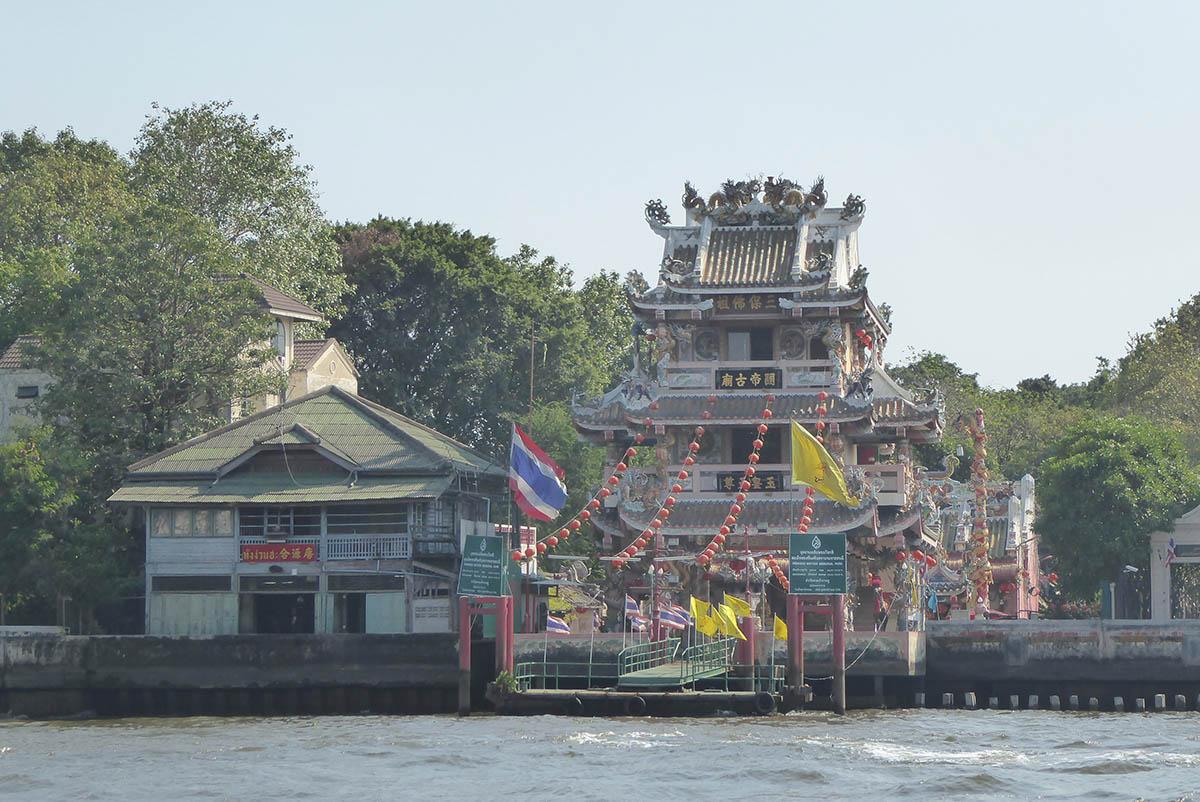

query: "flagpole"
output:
542 613 549 687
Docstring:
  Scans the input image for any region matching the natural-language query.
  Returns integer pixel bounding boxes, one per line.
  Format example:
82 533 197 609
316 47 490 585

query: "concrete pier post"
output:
1175 694 1187 710
1114 697 1124 712
1028 695 1039 710
963 692 977 710
1069 695 1079 711
914 692 926 708
942 692 954 708
1154 694 1167 711
1136 698 1147 712
988 697 999 709
1009 695 1020 709
785 595 803 702
1088 697 1099 711
1049 695 1060 710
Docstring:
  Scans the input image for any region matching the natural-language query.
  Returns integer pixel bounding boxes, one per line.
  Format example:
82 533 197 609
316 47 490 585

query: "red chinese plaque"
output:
240 543 318 562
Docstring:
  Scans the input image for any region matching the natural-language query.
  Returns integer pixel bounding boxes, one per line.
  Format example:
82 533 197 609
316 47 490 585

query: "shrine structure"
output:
571 176 945 629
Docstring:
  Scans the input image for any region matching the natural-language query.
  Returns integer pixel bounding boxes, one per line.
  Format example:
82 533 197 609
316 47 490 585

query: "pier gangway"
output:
616 636 738 689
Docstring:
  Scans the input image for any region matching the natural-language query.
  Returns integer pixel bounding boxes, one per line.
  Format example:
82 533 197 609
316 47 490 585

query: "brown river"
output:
2 710 1199 801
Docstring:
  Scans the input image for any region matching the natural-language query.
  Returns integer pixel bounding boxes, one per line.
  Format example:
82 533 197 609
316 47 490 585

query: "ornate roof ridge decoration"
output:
616 494 879 536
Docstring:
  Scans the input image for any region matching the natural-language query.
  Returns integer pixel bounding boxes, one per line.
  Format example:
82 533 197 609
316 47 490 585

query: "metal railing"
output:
679 637 736 685
514 661 615 691
325 534 411 560
618 638 680 676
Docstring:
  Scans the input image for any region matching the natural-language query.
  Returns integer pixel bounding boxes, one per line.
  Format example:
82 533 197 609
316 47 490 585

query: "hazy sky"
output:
3 1 1198 387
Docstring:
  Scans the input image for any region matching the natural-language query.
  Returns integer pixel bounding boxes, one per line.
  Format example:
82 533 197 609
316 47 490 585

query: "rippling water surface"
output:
3 711 1200 801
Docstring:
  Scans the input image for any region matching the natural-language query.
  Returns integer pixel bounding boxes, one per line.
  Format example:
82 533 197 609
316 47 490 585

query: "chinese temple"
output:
571 176 945 628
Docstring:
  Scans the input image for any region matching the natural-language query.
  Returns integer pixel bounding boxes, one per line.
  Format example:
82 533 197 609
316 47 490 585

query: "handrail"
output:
618 638 679 676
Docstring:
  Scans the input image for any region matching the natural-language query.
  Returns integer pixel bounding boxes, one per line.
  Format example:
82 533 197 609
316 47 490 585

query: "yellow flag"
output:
791 419 860 507
716 604 747 640
724 594 752 618
691 597 718 637
773 615 788 642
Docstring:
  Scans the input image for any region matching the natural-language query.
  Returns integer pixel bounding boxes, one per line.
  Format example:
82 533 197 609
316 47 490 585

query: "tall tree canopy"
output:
1037 416 1200 596
130 101 347 321
332 217 634 456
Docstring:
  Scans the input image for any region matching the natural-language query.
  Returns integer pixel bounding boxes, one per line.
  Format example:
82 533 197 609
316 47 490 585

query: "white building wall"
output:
148 593 238 635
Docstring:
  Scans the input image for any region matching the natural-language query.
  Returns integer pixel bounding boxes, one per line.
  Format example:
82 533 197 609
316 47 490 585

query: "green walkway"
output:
616 637 737 690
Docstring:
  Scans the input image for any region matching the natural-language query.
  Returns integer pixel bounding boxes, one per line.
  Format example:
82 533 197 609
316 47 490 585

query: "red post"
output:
504 596 515 673
458 596 472 717
786 594 803 700
831 594 846 715
738 615 756 667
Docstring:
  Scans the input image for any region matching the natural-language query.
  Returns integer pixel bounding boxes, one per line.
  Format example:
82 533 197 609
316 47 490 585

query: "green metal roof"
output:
126 386 503 479
109 474 453 505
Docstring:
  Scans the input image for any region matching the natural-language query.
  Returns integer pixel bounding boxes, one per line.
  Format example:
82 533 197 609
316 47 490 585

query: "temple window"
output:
731 426 782 464
727 328 774 360
808 337 829 360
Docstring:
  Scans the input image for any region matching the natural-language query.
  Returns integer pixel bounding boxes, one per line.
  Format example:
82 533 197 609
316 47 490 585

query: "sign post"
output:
456 535 511 717
788 533 848 714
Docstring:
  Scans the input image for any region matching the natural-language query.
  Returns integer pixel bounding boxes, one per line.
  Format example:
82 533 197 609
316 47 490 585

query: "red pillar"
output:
458 597 472 717
738 615 756 667
504 596 515 673
786 595 803 698
831 594 846 715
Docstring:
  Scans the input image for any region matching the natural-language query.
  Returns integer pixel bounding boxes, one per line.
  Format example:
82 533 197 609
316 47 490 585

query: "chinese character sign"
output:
713 294 781 314
715 368 783 391
240 543 318 562
717 471 784 491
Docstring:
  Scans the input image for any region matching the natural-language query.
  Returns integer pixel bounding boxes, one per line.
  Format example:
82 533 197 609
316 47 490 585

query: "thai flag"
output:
1168 537 1178 565
625 594 647 623
630 617 648 632
509 424 568 522
546 613 571 634
671 604 693 627
658 606 688 631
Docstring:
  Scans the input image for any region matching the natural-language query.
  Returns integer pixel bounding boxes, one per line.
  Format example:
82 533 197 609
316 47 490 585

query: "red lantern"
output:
719 525 731 536
800 515 812 526
608 476 620 486
806 487 816 497
926 555 937 568
684 456 696 466
730 504 742 516
664 496 676 507
511 551 524 562
766 393 776 402
536 543 547 554
694 426 706 437
634 538 647 550
707 394 717 403
1048 572 1059 584
817 404 827 415
615 462 627 472
569 519 581 530
643 417 652 426
559 529 569 540
650 518 663 529
547 536 559 547
748 453 760 464
724 515 737 526
855 329 865 338
612 559 624 569
762 409 773 419
671 483 684 493
895 551 907 562
678 470 689 480
635 433 646 444
525 548 536 559
697 554 710 565
588 499 601 510
740 480 752 492
752 439 765 450
746 466 757 477
714 533 726 545
912 550 924 562
757 423 769 434
599 488 611 499
580 510 591 521
625 447 638 458
817 391 828 401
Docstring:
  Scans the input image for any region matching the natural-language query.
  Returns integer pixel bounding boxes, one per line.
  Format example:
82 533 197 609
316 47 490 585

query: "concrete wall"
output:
0 633 457 692
0 367 52 442
927 619 1200 683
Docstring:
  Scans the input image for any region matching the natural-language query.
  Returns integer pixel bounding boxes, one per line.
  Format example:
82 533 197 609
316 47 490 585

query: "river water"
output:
2 710 1198 801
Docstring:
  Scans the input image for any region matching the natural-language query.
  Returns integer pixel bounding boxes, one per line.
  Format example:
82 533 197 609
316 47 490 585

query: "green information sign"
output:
457 534 506 597
788 532 847 595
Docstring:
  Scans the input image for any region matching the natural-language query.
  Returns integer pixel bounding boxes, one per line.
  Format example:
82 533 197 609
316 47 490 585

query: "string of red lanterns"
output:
607 394 719 571
695 396 775 566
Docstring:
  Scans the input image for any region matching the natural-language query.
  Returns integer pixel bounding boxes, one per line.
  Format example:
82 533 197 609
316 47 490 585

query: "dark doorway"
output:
731 426 782 464
251 594 315 633
333 592 367 633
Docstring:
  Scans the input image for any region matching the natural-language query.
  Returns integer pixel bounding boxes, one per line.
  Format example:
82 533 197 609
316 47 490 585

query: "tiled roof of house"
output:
117 386 505 488
293 338 333 369
245 276 323 321
0 336 40 370
109 474 452 505
700 226 797 286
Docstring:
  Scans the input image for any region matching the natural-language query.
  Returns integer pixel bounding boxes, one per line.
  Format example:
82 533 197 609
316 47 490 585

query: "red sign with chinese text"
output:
240 543 318 562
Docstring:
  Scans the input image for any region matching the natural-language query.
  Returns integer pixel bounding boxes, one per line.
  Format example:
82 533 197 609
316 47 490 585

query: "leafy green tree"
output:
332 218 631 456
1037 416 1200 597
0 129 132 346
36 203 279 500
130 101 346 322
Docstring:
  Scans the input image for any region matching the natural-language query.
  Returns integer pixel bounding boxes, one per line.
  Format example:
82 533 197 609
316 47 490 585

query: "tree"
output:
130 101 346 322
1037 416 1200 597
332 218 631 456
0 129 132 347
36 203 278 500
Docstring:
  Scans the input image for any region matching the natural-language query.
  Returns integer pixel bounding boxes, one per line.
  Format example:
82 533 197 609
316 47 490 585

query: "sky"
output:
3 1 1198 388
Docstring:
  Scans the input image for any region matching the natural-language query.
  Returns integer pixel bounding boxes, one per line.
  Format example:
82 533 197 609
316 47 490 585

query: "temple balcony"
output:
861 463 910 507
